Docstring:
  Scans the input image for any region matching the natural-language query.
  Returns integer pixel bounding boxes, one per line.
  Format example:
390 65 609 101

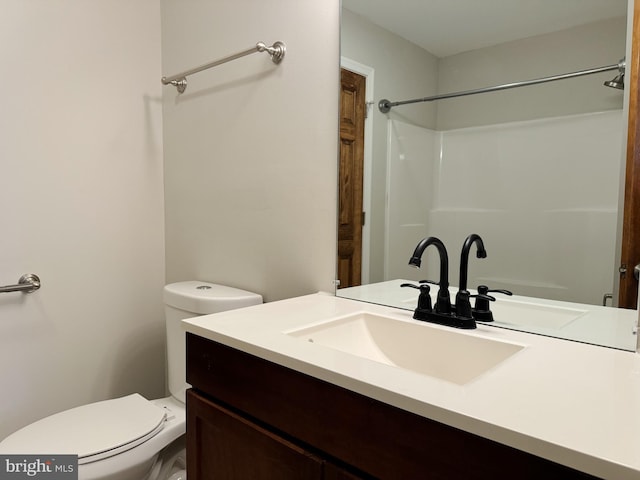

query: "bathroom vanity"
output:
184 294 640 479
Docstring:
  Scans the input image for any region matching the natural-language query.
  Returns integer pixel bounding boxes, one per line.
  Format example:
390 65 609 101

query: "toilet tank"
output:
163 281 263 403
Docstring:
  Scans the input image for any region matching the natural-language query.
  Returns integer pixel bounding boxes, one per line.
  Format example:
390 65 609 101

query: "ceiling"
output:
342 0 628 58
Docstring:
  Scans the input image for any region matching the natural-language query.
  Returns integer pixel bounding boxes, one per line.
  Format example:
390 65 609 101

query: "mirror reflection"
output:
337 0 637 350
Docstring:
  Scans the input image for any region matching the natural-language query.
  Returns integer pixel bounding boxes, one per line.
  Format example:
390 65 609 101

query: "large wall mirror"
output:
337 0 639 350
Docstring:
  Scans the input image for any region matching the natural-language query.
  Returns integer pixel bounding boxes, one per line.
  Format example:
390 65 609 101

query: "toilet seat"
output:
0 394 166 465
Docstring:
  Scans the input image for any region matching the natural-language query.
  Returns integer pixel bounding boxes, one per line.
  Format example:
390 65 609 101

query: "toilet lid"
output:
0 394 166 465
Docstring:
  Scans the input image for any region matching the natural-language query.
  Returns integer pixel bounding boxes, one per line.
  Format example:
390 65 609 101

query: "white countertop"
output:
184 293 640 479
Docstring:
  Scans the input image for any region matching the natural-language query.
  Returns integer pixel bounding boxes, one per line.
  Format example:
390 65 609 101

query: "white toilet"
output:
0 281 262 480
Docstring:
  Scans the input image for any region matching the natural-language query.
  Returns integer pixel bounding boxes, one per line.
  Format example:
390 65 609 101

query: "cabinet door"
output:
187 390 323 480
324 463 368 480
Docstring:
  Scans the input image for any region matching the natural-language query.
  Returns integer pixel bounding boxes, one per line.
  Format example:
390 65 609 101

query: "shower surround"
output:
384 110 623 305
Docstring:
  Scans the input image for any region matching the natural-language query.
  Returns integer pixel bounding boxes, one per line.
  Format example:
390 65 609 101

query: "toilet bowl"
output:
0 281 262 480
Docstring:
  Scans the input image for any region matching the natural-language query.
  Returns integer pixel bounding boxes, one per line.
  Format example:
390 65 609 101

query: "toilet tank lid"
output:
164 281 263 314
0 394 166 464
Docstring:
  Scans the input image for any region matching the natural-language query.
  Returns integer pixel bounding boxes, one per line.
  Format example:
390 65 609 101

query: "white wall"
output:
384 120 437 281
341 8 438 283
162 1 340 301
0 1 165 440
437 17 626 129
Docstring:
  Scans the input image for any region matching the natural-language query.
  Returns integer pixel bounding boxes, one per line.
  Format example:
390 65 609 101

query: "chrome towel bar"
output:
0 274 41 293
162 41 286 94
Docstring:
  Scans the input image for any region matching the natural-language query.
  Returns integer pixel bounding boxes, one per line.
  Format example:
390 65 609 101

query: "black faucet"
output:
409 236 452 315
404 234 513 327
404 236 478 329
455 234 487 319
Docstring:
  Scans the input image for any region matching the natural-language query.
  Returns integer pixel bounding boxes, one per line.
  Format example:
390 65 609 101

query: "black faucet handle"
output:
401 282 432 296
401 283 433 313
470 292 496 302
477 285 512 297
456 291 494 320
419 279 439 286
473 285 512 322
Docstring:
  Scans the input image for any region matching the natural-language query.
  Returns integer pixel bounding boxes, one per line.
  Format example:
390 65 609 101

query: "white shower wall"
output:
386 111 623 305
385 121 437 281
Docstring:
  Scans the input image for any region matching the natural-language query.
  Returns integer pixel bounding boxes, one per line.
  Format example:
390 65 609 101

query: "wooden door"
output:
619 2 640 309
337 69 366 288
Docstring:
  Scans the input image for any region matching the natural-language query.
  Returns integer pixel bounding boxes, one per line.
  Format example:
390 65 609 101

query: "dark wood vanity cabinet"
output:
187 391 339 479
186 333 600 480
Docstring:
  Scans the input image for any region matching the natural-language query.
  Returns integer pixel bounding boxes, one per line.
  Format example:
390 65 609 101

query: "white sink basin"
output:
286 312 525 385
491 301 586 329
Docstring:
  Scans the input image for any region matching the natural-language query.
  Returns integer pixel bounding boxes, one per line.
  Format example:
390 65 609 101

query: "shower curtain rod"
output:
378 62 622 113
161 41 286 94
